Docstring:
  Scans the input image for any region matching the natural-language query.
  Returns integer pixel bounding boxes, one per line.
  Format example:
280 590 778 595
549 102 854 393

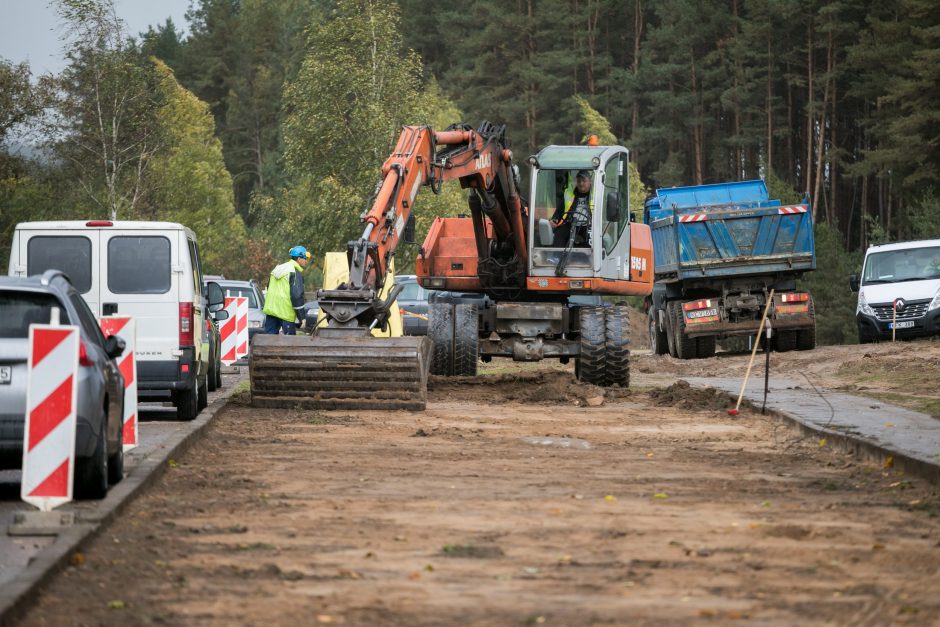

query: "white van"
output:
8 221 224 419
850 238 940 342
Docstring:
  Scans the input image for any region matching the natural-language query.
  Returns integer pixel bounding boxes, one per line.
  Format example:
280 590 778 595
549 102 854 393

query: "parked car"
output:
303 300 320 334
0 271 126 498
203 279 265 344
396 275 430 336
8 220 223 420
850 238 940 342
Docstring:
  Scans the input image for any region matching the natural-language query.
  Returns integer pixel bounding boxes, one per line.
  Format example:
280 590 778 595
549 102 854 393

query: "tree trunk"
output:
690 48 704 185
766 40 773 175
805 19 814 202
631 0 643 141
812 28 831 222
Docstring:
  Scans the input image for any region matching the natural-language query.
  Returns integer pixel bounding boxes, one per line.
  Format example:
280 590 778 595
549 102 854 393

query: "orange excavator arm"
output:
323 122 525 332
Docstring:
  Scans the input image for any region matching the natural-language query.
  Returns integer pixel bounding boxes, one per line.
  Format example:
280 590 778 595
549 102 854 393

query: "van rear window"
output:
27 236 92 293
108 236 171 294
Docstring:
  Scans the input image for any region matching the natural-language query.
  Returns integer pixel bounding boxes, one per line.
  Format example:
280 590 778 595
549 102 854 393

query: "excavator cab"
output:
528 146 635 284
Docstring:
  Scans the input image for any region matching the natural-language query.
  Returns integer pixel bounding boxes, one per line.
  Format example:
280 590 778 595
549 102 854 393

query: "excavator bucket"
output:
249 334 432 411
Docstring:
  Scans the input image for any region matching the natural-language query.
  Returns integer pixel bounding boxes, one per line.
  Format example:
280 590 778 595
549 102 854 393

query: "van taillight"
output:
86 220 113 227
179 302 194 346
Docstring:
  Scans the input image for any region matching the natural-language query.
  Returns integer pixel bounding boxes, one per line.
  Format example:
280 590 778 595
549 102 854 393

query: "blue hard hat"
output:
289 245 310 260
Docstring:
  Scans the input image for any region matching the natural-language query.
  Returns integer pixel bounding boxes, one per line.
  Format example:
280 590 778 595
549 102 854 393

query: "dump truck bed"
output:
645 180 815 282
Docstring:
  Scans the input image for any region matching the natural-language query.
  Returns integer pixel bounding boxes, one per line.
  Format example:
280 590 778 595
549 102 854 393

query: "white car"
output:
851 238 940 342
8 220 224 420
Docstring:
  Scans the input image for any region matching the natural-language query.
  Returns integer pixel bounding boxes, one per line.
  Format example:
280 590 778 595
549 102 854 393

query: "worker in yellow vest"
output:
262 245 310 335
551 169 593 247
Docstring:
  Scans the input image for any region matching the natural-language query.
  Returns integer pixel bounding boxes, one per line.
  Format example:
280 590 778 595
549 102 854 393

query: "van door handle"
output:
103 303 118 315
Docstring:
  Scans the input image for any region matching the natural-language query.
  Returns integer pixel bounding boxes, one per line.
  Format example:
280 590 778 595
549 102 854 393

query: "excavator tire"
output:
673 304 698 360
649 310 668 355
249 334 432 411
696 335 717 358
577 307 606 385
665 302 678 358
428 302 455 376
797 299 817 351
605 306 631 387
453 304 479 376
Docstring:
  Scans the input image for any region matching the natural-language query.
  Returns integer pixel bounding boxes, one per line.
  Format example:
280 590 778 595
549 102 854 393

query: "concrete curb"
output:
0 380 244 627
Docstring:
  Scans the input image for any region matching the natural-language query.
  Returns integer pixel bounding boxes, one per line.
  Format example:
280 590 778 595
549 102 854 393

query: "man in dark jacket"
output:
551 169 593 247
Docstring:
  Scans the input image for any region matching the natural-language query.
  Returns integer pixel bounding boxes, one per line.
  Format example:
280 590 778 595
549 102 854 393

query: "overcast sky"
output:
0 0 191 76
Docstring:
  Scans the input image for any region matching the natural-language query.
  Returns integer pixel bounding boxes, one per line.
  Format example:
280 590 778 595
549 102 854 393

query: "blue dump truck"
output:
644 179 816 359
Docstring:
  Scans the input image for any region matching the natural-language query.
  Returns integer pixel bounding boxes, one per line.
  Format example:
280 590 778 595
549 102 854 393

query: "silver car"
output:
0 271 126 499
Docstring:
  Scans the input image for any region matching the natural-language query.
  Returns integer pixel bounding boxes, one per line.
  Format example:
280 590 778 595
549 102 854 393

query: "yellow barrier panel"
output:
318 252 403 337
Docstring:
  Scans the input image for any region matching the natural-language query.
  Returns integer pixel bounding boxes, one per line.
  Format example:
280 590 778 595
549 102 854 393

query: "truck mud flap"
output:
249 335 432 411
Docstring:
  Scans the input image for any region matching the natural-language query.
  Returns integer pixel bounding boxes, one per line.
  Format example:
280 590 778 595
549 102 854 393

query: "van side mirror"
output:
849 275 859 292
206 281 224 310
606 191 621 222
403 213 416 244
104 334 126 359
214 309 229 321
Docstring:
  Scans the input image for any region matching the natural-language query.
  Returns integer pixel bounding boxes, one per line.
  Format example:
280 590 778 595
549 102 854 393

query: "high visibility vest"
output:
562 180 593 221
263 260 302 321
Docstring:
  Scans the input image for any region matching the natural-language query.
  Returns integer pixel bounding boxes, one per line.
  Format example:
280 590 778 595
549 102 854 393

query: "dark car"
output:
397 275 430 336
0 271 126 499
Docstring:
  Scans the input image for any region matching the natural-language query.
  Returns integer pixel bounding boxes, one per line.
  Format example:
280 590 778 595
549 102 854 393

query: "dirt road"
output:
19 346 940 626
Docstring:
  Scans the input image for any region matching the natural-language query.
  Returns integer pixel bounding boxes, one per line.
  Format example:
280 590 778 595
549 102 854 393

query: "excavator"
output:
250 122 654 411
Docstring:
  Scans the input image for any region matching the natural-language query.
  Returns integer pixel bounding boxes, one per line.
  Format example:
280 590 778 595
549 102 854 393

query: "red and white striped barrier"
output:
99 316 138 451
235 296 249 358
21 325 80 511
678 213 708 223
778 205 808 214
220 297 238 365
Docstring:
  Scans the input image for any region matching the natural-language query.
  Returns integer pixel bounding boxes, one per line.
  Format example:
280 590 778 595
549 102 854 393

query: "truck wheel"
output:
453 304 479 376
577 307 606 385
175 384 198 421
774 331 798 352
672 305 697 360
605 306 631 387
649 310 668 355
696 335 716 358
797 298 816 350
197 374 209 410
428 302 455 376
665 302 678 358
75 409 108 500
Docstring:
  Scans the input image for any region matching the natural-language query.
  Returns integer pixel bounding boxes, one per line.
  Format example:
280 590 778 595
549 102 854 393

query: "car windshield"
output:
398 282 425 301
0 291 71 339
863 246 940 284
221 286 258 308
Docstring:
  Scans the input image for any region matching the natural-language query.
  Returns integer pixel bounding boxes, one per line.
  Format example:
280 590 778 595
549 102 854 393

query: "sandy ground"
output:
19 345 940 626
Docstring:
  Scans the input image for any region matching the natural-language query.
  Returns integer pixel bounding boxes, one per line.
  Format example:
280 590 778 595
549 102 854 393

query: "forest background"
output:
1 0 938 344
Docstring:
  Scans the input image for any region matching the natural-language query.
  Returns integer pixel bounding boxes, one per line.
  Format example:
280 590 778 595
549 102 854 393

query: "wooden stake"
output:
728 289 775 416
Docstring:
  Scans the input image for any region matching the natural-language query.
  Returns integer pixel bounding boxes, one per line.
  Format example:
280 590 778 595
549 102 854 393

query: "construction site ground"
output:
18 338 940 626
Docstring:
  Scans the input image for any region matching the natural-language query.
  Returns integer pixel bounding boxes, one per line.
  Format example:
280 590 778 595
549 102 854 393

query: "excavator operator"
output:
551 169 593 247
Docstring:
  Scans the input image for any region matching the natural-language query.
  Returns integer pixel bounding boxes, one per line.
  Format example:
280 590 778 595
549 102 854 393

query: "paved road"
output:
0 372 242 589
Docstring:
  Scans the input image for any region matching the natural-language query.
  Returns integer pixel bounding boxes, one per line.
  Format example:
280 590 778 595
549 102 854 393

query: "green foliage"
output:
271 0 464 278
148 59 247 277
800 223 862 345
764 169 801 206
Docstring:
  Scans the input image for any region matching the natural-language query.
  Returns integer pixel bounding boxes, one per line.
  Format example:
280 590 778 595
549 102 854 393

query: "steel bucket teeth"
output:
249 335 432 411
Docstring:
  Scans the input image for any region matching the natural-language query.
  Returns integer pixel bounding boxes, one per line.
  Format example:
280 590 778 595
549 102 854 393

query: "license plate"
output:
687 308 718 319
889 321 915 329
0 366 10 385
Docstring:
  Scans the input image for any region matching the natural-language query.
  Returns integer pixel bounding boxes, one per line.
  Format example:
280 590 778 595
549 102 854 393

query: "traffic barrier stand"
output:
235 296 249 359
220 297 238 366
99 315 138 451
20 323 80 512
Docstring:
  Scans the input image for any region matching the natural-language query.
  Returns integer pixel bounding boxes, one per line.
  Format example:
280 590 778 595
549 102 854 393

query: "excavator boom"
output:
250 122 519 411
